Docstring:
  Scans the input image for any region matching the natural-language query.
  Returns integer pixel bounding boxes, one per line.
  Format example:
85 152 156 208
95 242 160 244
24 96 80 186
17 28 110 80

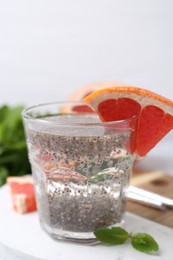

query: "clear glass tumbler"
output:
22 101 137 243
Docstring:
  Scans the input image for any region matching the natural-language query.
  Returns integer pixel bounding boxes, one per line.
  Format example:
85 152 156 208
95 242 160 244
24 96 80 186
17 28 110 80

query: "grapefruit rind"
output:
84 86 173 115
7 176 34 184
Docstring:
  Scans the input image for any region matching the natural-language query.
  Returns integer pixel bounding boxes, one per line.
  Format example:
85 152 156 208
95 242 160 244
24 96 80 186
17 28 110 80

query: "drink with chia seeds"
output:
22 102 136 243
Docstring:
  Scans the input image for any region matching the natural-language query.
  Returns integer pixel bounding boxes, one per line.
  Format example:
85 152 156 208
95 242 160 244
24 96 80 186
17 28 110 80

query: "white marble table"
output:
1 185 173 260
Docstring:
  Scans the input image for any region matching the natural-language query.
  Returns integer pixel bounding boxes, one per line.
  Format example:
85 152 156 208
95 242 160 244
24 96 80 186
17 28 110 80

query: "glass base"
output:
41 220 124 244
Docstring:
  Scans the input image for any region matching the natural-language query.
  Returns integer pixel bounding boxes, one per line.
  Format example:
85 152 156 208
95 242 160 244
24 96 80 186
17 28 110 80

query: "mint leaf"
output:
131 233 159 253
94 227 129 245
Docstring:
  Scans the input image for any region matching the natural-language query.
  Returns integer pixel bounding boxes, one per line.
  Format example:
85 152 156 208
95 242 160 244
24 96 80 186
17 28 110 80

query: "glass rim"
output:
22 101 138 127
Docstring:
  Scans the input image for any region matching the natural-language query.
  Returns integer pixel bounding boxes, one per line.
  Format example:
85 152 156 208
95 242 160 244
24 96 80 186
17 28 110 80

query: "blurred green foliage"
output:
0 105 31 186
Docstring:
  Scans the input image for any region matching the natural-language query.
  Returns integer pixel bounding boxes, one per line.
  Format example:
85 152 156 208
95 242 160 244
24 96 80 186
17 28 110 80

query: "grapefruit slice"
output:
83 86 173 157
7 176 37 214
63 81 124 113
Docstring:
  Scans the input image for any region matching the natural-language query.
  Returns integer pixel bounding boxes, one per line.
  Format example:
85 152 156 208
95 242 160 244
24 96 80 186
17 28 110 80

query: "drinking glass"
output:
22 101 137 243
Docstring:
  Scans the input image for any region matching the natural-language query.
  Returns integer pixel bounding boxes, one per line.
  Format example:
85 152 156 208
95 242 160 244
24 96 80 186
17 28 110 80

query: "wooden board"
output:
127 169 173 228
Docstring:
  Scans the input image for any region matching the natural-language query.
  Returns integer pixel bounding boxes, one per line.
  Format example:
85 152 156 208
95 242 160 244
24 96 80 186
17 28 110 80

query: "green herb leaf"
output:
0 104 31 186
94 227 129 245
131 233 159 253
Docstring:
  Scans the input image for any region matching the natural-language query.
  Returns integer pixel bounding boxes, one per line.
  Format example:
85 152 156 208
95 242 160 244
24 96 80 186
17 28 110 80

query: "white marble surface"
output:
0 185 173 260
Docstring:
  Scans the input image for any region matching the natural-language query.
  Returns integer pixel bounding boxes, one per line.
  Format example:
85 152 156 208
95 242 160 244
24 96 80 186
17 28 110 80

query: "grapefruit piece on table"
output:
83 86 173 157
7 176 37 214
63 81 124 113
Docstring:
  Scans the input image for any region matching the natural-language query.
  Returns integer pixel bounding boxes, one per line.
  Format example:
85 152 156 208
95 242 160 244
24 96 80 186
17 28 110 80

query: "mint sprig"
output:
94 227 159 254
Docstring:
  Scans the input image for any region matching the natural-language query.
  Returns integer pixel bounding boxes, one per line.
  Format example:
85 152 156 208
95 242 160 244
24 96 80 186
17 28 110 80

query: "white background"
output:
0 0 173 106
0 0 173 176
